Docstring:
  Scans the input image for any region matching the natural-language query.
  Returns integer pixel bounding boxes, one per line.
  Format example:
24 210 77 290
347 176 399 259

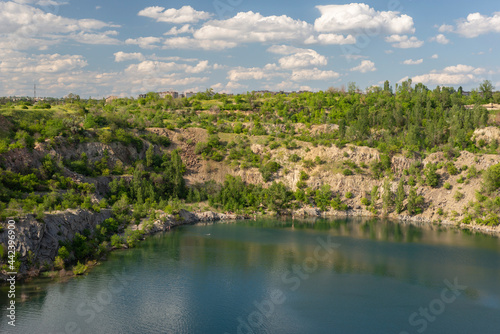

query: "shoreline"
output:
3 207 498 285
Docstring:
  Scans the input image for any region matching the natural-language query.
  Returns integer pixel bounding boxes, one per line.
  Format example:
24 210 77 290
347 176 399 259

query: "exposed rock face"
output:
134 210 248 235
0 209 112 272
473 126 500 145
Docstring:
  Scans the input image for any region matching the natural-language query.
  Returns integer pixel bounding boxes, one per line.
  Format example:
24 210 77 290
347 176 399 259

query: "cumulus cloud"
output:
0 1 119 49
163 37 237 50
431 54 439 59
438 12 500 38
138 6 212 24
454 12 500 38
114 52 145 62
438 24 454 33
305 33 357 45
291 68 340 81
442 64 485 75
314 4 415 35
350 60 376 73
125 37 162 49
0 52 87 73
403 59 423 65
430 34 450 44
227 65 283 82
385 35 424 48
164 24 194 36
193 11 313 45
268 45 327 69
410 64 487 85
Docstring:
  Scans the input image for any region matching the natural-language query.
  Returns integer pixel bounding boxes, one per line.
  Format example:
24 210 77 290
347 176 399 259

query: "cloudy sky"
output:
0 0 499 98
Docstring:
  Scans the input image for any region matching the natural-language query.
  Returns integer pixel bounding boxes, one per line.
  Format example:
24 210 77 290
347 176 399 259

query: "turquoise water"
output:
1 218 500 334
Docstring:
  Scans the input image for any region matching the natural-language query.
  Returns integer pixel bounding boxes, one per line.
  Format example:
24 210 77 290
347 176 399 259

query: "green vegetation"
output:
1 79 500 272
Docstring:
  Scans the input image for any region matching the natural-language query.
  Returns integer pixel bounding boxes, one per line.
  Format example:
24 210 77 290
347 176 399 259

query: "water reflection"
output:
1 218 499 334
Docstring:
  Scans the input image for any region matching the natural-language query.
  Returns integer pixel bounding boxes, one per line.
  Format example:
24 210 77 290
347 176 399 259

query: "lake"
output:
1 218 500 334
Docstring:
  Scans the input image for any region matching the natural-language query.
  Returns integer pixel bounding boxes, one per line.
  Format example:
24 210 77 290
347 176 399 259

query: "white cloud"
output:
430 34 450 44
431 54 439 59
403 58 423 65
164 24 194 36
268 45 327 69
314 4 415 35
71 31 121 45
410 64 487 86
291 68 340 81
227 66 282 82
438 24 454 33
138 6 212 24
163 37 237 50
385 35 424 48
193 11 313 45
306 33 357 45
350 60 376 73
0 52 87 73
455 12 500 38
411 73 477 85
185 60 210 74
443 64 485 75
114 52 145 62
125 37 162 49
0 1 119 50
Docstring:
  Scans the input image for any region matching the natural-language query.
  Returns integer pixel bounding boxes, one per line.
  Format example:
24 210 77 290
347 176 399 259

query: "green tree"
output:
382 178 393 212
479 80 494 102
395 179 405 214
425 163 440 188
315 185 332 211
483 163 500 193
146 145 154 167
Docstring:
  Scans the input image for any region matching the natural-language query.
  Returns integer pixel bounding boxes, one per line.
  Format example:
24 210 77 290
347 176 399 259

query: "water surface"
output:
1 218 500 334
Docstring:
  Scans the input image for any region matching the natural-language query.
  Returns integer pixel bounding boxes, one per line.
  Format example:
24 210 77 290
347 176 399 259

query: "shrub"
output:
111 234 124 248
361 197 371 206
58 246 70 261
446 162 459 175
483 163 500 193
444 182 452 190
54 256 65 270
72 261 88 275
289 154 301 162
299 171 309 181
454 191 465 202
345 191 353 199
342 169 353 176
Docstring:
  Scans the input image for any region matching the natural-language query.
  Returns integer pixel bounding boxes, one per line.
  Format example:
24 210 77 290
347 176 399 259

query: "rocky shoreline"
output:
2 206 498 284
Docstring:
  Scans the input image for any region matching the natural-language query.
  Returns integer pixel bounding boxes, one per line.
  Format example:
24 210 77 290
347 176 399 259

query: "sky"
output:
0 0 499 98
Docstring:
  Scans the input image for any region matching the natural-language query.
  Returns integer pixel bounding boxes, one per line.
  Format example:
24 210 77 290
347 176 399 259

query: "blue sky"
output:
0 0 499 98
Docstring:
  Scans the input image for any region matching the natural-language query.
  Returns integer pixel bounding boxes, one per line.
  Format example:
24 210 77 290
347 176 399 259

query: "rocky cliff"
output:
0 209 112 274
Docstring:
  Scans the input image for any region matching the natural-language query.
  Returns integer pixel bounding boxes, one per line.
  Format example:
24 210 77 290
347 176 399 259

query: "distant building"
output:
138 94 147 99
105 95 118 103
158 91 178 99
185 91 196 98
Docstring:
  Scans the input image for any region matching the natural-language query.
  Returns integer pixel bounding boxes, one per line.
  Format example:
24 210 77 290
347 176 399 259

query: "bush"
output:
483 163 500 193
342 169 353 176
446 162 459 175
72 261 88 275
345 191 353 199
54 256 65 270
289 154 301 162
58 246 70 261
361 197 371 206
260 161 281 182
111 234 124 248
299 171 309 181
454 191 465 202
444 182 452 190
